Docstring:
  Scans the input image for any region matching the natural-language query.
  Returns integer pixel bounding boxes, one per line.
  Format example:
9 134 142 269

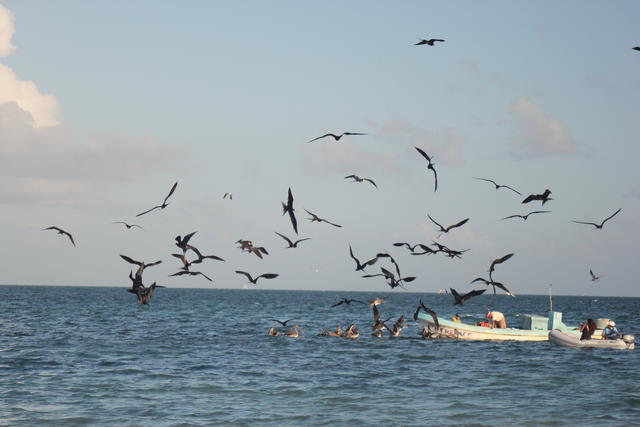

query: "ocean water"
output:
0 286 638 426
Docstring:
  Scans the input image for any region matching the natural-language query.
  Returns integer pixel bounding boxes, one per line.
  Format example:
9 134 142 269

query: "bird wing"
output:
288 210 298 235
171 253 189 268
348 244 362 269
323 219 342 228
372 304 381 321
196 272 212 282
307 134 333 143
461 289 486 301
136 205 161 217
431 167 438 192
492 281 516 297
600 208 622 226
344 175 358 180
470 277 490 285
474 177 496 186
490 253 514 271
63 231 76 246
414 40 427 45
501 185 522 195
521 194 539 204
420 300 439 327
343 132 366 136
364 178 377 188
162 181 178 204
120 255 142 266
501 214 522 220
331 301 345 308
589 269 596 280
572 220 599 227
431 39 445 42
293 238 311 246
414 146 431 162
380 267 396 280
235 270 253 282
257 273 279 281
445 218 469 232
182 231 197 245
275 232 294 247
427 214 444 231
146 260 163 268
169 271 188 277
43 226 63 232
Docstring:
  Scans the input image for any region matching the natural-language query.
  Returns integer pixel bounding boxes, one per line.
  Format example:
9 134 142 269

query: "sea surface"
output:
0 286 639 426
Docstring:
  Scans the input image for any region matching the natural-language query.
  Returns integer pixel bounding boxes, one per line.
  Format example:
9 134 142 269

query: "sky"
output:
0 1 638 296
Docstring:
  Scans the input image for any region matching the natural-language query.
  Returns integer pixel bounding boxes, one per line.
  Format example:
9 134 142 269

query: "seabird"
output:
473 177 522 195
427 214 469 233
344 175 377 188
267 327 280 336
590 269 601 282
330 297 366 308
275 232 310 248
305 209 342 228
42 226 75 246
522 189 552 206
271 319 294 327
119 254 162 286
235 271 279 284
112 221 143 230
169 270 212 282
414 146 438 192
284 325 302 338
223 192 233 200
501 211 550 221
572 208 622 230
281 188 298 234
342 324 360 339
450 288 486 305
349 244 378 272
489 253 514 281
136 181 178 217
307 132 367 143
414 39 445 46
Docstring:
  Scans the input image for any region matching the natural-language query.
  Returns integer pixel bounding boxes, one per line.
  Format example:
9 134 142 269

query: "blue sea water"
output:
0 286 639 426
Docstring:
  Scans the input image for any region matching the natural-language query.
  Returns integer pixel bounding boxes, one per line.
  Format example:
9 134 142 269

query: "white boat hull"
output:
549 330 635 349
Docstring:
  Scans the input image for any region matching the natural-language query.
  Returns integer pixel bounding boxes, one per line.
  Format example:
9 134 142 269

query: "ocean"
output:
1 286 638 426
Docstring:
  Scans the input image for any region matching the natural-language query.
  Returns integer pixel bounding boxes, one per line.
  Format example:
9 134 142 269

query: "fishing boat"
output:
416 311 602 341
549 330 635 349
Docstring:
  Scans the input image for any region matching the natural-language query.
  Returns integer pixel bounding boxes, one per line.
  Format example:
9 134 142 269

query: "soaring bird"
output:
281 188 298 235
223 192 233 200
275 232 311 248
169 270 212 282
136 181 178 217
349 244 378 272
501 211 550 221
42 226 75 246
414 39 445 46
522 189 552 206
427 214 469 233
450 288 486 305
305 209 342 228
235 270 279 284
344 175 377 188
414 146 438 191
331 297 366 308
589 269 601 282
473 177 521 195
307 132 367 143
489 253 514 281
572 208 622 230
112 221 143 230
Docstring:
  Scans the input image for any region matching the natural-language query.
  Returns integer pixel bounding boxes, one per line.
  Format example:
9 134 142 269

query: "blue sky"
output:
0 1 638 296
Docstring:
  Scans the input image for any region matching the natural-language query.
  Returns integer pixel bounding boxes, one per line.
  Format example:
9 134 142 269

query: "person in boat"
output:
579 318 597 340
452 313 462 323
486 311 507 328
602 321 621 340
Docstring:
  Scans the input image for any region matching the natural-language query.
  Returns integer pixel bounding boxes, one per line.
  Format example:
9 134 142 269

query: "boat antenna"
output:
548 283 553 312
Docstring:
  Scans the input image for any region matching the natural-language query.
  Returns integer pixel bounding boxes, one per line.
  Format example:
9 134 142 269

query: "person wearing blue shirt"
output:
602 321 621 340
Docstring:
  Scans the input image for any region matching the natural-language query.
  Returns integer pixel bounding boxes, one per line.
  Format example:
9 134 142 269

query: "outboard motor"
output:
622 334 635 344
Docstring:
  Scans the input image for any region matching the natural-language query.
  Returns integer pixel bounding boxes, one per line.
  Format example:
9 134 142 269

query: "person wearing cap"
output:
486 311 507 328
602 321 621 340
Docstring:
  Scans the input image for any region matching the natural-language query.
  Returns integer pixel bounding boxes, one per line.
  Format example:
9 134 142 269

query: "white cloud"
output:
0 4 16 57
508 96 577 158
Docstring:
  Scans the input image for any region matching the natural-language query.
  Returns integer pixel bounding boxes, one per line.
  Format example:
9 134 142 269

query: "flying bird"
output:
169 270 213 282
307 132 367 143
450 288 486 305
522 189 552 206
136 181 178 217
271 319 294 327
120 255 162 285
223 192 233 200
305 209 342 228
112 221 143 230
427 214 469 233
414 146 438 191
414 299 439 327
414 39 445 46
501 211 550 221
275 232 310 248
331 297 366 308
572 208 622 230
473 177 521 195
344 175 377 188
281 188 298 235
489 253 514 281
349 244 378 272
235 270 279 284
589 269 601 282
42 226 75 246
633 46 640 51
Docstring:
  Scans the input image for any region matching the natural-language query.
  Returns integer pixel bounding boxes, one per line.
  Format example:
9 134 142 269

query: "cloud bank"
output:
0 4 15 57
508 96 577 158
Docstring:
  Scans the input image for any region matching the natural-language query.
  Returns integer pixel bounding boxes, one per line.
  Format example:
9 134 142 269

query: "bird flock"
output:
38 38 635 338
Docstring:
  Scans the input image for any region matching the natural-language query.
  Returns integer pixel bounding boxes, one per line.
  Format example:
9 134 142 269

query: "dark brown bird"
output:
169 270 212 282
427 214 469 233
175 231 198 253
501 211 550 221
414 146 438 191
331 297 366 308
473 177 521 195
223 192 233 200
349 244 378 272
271 319 294 327
409 244 438 256
590 269 601 282
522 189 552 206
42 226 75 246
112 221 143 230
120 255 162 286
235 271 279 284
572 208 622 230
136 181 178 217
281 188 298 234
471 277 516 297
489 253 514 281
633 47 640 51
372 304 392 331
275 232 310 248
305 209 342 228
414 39 445 46
450 288 486 305
414 299 439 327
307 132 367 143
344 175 377 188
